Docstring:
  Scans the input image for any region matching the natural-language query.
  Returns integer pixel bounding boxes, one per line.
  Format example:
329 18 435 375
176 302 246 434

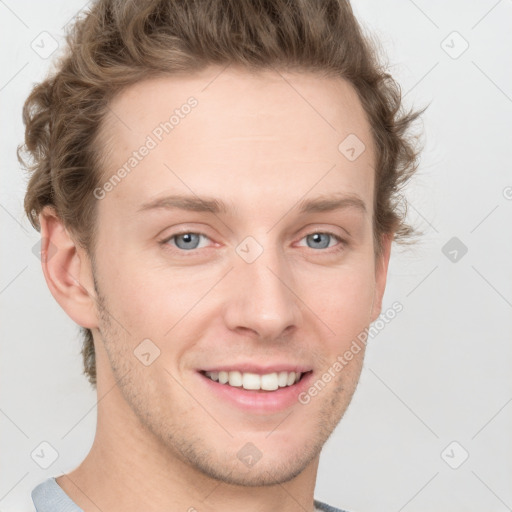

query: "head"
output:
19 0 424 487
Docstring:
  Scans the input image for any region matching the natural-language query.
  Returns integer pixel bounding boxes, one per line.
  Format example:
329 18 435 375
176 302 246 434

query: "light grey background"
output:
1 1 511 511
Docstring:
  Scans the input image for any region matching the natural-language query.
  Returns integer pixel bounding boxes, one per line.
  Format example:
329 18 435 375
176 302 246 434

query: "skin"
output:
40 65 393 512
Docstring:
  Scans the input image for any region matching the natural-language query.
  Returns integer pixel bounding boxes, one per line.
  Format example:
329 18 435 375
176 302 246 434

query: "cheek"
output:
96 241 376 344
98 256 212 339
304 265 375 340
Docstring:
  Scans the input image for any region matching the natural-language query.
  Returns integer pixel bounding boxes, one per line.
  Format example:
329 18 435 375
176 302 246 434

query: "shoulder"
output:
31 477 84 512
314 498 352 512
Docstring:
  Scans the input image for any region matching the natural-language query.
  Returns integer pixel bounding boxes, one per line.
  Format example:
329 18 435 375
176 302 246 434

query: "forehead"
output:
97 66 375 214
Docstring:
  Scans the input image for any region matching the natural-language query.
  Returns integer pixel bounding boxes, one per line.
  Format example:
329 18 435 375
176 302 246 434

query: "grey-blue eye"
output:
162 231 343 254
170 233 206 250
303 232 340 250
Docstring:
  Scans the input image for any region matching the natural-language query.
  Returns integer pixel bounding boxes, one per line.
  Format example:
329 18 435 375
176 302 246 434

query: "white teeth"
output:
277 371 288 387
242 372 261 390
204 370 305 391
260 373 279 391
228 371 243 387
286 372 296 386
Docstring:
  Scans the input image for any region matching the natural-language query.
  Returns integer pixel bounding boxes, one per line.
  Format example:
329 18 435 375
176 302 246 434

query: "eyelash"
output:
159 230 347 254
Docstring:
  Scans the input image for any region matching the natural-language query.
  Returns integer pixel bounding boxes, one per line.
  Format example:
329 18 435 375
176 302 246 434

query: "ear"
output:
38 206 98 330
370 232 394 323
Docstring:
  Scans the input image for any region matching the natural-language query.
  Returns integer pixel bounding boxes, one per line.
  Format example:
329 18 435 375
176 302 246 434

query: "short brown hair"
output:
18 0 426 388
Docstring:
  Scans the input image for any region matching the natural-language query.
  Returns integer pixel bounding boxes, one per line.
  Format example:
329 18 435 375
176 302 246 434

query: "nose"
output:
222 241 302 341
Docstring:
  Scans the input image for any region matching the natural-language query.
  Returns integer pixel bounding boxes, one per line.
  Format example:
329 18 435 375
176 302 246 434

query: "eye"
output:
297 231 345 252
162 232 211 251
160 230 346 254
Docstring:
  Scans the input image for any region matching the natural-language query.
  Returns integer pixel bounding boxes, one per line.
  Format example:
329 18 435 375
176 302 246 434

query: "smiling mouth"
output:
199 370 313 392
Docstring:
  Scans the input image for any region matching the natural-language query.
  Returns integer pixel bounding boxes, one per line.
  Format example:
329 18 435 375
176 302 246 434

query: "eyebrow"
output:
138 193 367 216
297 194 367 215
138 195 230 214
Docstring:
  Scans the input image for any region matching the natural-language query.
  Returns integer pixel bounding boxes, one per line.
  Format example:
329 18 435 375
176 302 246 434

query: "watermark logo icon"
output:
442 236 468 263
31 441 59 469
32 237 58 262
441 441 469 469
441 31 469 59
31 31 59 59
338 134 366 161
237 442 262 468
134 338 161 366
236 236 264 264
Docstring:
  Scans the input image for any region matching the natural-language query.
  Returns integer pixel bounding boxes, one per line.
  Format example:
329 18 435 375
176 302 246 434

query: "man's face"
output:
89 66 389 485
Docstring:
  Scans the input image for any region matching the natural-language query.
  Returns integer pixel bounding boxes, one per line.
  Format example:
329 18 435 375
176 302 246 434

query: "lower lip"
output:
197 371 314 414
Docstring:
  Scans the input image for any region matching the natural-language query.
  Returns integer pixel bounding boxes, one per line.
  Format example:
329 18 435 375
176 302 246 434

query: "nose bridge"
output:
225 234 301 338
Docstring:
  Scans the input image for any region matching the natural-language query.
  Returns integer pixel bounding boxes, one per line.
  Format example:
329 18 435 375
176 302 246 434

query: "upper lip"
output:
199 364 313 374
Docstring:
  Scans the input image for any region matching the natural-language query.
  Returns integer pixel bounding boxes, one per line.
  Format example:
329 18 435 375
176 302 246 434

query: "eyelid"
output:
158 223 215 243
297 223 351 240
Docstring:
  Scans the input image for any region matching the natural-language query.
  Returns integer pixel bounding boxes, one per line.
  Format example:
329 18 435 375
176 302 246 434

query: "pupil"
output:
309 233 329 249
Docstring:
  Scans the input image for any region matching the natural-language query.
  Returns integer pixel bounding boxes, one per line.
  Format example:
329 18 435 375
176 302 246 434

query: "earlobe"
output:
370 232 394 323
38 206 98 330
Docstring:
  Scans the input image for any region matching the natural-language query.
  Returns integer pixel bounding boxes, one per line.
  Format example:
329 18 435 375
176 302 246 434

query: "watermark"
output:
440 441 469 469
235 236 264 263
134 338 161 366
237 442 263 468
503 186 512 200
440 31 469 60
31 31 59 59
298 301 403 405
32 237 58 262
338 133 366 161
31 441 59 469
93 96 198 200
441 236 468 263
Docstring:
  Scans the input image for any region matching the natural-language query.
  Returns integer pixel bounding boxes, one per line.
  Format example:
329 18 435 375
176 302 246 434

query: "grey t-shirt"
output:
31 477 349 512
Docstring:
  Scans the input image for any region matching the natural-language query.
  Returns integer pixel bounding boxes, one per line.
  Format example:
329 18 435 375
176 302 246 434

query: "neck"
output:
56 381 320 512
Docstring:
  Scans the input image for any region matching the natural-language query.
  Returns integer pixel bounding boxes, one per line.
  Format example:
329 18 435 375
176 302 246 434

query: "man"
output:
20 0 424 511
